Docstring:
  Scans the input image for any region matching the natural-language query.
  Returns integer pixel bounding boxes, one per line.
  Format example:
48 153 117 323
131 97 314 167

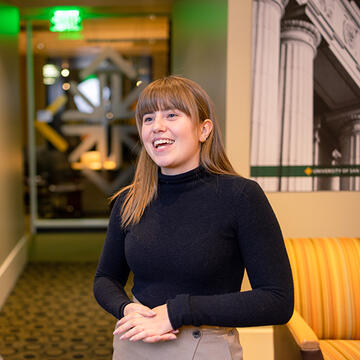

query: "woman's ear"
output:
199 119 213 143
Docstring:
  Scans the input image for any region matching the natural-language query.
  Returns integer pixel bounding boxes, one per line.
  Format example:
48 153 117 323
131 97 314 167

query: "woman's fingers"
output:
115 308 154 333
117 313 135 326
142 333 177 343
113 320 135 335
157 333 177 341
141 335 161 343
114 321 178 342
120 326 144 340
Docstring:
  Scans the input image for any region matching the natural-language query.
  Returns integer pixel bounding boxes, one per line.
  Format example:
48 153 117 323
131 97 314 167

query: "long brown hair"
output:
114 75 238 227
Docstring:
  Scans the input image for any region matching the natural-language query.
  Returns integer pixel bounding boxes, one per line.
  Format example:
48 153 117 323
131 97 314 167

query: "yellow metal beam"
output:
35 95 69 152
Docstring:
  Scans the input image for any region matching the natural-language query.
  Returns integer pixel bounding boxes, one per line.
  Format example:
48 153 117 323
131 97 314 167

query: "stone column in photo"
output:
313 117 341 191
251 0 288 191
278 20 321 191
339 111 360 191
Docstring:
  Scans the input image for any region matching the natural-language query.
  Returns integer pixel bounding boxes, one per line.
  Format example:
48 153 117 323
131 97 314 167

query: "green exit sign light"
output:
50 9 82 32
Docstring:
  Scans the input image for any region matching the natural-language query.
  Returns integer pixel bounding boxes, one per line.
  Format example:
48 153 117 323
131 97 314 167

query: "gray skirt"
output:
113 298 243 360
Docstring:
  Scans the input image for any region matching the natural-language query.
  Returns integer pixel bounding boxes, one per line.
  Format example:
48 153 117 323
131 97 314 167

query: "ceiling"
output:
11 0 172 56
5 0 172 10
5 0 173 20
6 0 171 6
19 16 169 56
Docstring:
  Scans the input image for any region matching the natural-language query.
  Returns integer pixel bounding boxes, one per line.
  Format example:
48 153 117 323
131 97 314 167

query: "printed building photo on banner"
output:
250 0 360 192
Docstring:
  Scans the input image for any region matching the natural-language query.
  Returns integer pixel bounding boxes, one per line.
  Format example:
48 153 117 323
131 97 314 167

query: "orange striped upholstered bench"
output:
274 238 360 360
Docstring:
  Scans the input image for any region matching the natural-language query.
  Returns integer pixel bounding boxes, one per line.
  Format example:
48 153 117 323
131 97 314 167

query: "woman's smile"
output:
152 138 175 150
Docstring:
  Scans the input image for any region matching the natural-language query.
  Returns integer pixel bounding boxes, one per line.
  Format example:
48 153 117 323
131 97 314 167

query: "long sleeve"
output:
166 180 294 329
93 195 132 319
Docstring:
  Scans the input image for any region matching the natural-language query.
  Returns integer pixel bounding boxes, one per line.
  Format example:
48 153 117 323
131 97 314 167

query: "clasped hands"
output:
113 302 179 343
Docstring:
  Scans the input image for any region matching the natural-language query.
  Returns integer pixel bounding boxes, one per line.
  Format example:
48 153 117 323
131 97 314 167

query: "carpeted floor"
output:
0 262 128 360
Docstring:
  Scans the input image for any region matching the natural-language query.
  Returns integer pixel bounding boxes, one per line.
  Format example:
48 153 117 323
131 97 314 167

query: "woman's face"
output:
141 109 202 175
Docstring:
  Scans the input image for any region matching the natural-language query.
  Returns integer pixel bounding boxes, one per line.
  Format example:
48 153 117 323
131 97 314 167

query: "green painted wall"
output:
171 0 228 136
0 3 24 266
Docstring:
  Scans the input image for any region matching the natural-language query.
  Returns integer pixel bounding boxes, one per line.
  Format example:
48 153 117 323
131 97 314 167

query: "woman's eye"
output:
143 116 153 123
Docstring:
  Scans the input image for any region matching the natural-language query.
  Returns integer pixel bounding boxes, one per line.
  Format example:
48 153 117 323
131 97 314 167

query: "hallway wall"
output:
0 2 27 308
171 0 227 135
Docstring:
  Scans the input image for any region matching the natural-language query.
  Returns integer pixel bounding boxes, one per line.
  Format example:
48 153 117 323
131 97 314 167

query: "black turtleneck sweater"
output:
93 167 294 330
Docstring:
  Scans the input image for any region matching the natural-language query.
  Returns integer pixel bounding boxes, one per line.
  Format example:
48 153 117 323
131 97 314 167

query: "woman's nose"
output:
153 115 166 132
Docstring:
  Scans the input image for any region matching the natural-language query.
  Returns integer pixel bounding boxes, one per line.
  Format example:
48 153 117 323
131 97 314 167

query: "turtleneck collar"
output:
158 166 207 185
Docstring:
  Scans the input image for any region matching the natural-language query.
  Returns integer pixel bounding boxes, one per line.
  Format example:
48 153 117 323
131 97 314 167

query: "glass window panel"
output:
21 14 170 226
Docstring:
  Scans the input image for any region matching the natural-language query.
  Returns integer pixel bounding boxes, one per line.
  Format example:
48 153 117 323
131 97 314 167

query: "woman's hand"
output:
114 304 177 343
123 302 156 317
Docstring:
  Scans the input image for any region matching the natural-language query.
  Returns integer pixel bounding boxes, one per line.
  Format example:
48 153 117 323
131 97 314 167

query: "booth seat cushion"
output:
319 340 360 360
285 238 360 340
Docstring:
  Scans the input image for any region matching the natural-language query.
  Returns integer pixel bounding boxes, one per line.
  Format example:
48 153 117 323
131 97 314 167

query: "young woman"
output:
93 76 294 360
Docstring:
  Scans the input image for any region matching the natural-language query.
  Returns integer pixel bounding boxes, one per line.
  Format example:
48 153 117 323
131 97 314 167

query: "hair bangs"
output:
136 78 198 128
